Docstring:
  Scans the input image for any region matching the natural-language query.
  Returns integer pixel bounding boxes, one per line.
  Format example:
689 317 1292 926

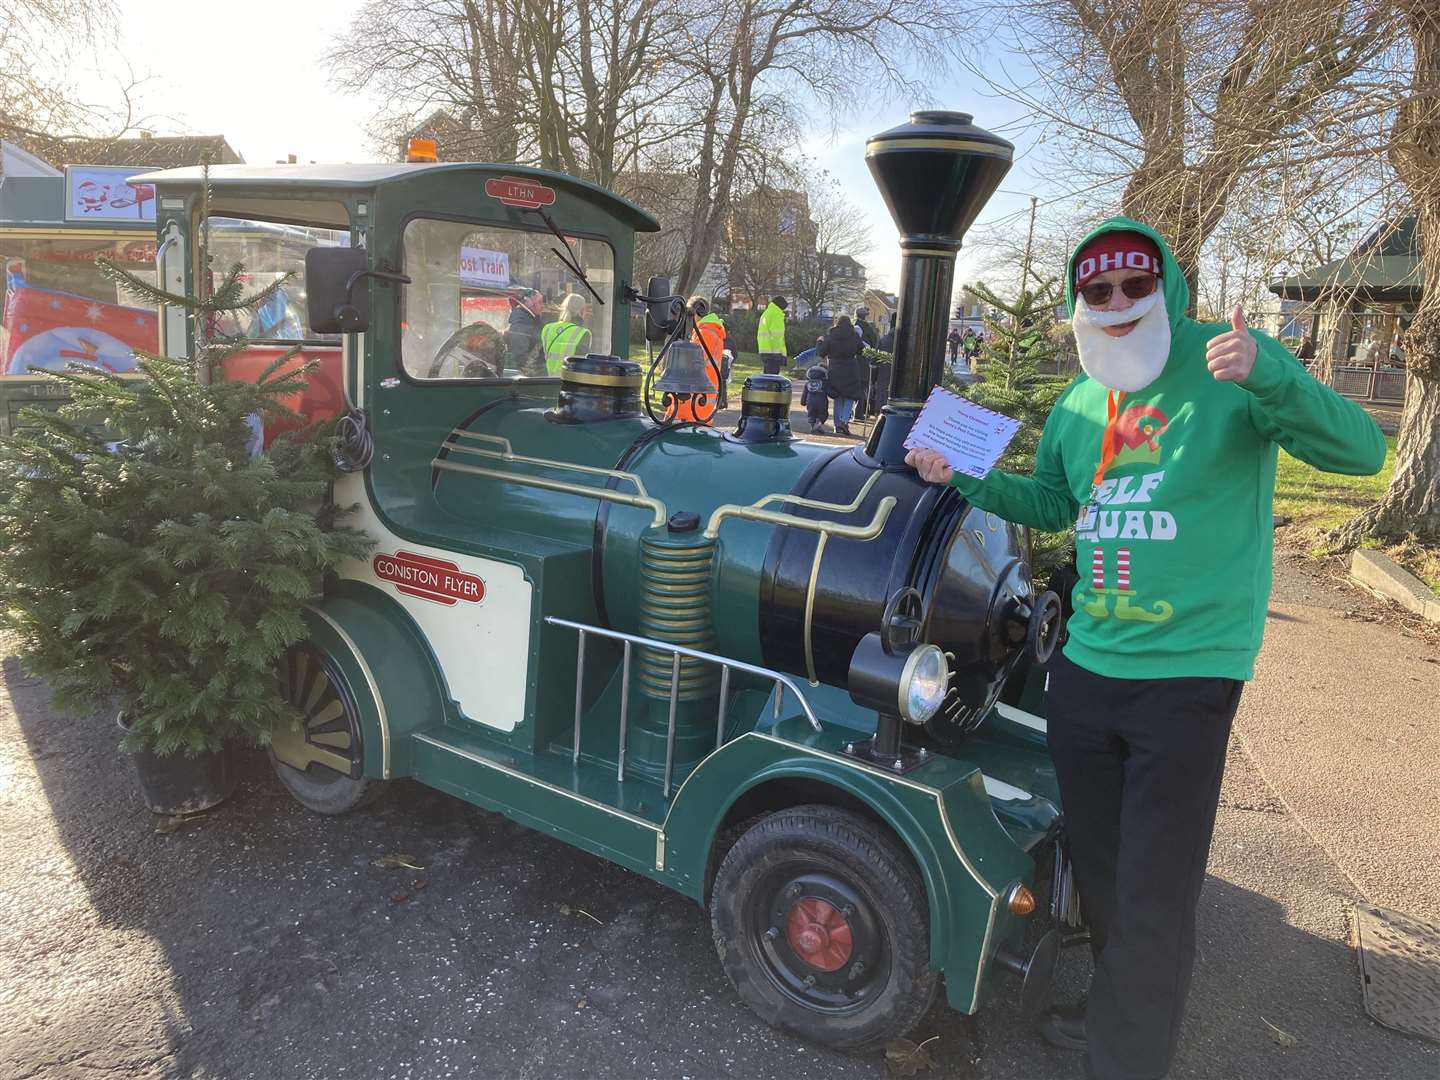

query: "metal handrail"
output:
433 431 668 527
703 481 898 685
545 616 824 798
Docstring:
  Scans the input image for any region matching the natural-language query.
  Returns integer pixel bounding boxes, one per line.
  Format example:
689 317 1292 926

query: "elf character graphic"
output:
1073 402 1176 622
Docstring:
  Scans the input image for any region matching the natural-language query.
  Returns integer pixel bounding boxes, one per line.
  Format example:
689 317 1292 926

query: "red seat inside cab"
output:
221 345 345 446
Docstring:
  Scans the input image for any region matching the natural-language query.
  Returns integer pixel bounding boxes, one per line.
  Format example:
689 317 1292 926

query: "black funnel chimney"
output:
863 111 1013 464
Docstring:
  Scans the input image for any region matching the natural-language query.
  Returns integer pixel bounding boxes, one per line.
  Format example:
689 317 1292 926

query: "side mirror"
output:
644 275 679 343
305 247 370 334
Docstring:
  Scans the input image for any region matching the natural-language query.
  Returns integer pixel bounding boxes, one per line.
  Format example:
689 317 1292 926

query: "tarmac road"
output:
1 547 1438 1080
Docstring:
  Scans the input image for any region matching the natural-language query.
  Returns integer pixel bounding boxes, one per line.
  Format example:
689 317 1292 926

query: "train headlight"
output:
899 644 948 724
848 587 950 726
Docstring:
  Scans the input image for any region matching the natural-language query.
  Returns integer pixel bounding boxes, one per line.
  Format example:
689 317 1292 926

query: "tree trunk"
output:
1332 3 1440 547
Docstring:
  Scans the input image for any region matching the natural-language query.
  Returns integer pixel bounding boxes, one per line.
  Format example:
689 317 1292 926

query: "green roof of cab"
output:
127 162 661 234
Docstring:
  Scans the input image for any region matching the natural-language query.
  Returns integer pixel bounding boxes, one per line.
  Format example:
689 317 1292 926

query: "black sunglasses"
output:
1079 274 1159 307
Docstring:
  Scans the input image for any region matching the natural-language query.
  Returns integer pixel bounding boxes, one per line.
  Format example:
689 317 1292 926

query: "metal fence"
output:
1308 364 1406 404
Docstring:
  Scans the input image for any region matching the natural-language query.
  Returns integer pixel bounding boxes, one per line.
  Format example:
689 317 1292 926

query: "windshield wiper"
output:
527 207 605 307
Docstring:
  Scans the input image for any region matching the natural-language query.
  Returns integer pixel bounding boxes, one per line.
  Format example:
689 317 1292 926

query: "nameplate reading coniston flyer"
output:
903 386 1021 480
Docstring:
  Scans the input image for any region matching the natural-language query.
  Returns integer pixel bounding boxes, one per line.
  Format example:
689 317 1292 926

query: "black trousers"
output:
761 352 785 375
1046 647 1243 1080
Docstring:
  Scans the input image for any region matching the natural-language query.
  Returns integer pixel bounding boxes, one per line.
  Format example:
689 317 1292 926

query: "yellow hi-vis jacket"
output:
757 302 786 355
541 321 592 374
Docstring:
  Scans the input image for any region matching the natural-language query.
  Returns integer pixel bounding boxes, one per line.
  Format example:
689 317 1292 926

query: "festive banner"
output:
2 281 156 374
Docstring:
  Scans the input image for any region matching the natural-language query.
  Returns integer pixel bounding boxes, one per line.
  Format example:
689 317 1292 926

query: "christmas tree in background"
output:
950 276 1068 471
947 275 1074 573
0 164 371 754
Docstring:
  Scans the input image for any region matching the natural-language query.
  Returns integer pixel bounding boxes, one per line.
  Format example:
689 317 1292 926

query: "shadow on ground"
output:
3 651 1436 1080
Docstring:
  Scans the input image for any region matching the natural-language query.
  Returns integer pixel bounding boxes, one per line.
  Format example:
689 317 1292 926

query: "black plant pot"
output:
117 712 238 814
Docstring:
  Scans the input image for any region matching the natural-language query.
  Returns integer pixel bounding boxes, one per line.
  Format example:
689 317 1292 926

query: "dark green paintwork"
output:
133 161 1067 1020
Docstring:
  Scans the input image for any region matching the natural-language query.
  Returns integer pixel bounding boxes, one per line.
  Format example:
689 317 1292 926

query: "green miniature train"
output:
130 110 1079 1049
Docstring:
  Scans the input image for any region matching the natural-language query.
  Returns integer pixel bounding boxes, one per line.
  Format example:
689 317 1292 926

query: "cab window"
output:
1 233 160 375
206 218 349 343
399 217 614 381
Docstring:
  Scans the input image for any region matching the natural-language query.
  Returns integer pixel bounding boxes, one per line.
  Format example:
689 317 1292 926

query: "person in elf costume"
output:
908 220 1385 1080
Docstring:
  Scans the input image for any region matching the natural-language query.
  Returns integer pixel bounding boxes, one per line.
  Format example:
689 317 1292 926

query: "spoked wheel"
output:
710 805 937 1049
268 644 383 814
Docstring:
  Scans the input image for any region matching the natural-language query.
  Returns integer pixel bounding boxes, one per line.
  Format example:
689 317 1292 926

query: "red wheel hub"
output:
784 897 854 972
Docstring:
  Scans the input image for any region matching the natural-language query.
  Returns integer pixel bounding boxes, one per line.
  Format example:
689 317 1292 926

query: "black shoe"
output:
1038 998 1087 1052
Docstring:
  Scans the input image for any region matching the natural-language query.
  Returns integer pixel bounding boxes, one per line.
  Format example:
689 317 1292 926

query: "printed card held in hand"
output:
902 386 1021 480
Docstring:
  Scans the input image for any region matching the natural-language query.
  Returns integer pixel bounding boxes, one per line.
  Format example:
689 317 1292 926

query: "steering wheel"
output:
428 322 504 380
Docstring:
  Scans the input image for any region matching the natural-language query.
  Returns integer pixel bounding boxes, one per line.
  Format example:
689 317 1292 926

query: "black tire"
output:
268 644 384 815
710 805 937 1050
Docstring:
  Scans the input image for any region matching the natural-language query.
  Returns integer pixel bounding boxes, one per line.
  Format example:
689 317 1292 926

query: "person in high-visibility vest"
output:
541 293 593 374
672 295 726 424
757 295 788 375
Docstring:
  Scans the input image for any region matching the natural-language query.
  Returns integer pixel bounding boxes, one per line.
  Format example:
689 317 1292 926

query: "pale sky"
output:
77 1 1057 293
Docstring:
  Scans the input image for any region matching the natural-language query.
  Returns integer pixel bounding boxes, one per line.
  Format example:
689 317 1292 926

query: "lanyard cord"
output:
1091 390 1126 490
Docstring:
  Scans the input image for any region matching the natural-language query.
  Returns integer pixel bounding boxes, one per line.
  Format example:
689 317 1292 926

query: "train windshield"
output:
399 217 615 381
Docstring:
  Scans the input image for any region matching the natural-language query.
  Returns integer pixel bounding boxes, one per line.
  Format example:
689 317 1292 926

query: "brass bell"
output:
653 340 714 395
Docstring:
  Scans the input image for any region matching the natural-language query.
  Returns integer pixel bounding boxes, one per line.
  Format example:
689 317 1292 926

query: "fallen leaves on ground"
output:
1261 1017 1299 1048
885 1035 939 1075
154 812 207 834
371 852 424 870
558 903 604 925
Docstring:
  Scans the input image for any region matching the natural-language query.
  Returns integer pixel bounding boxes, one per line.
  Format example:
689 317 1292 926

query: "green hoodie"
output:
949 217 1386 680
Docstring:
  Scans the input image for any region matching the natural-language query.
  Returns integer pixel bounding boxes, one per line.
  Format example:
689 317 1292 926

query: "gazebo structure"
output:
1270 216 1422 370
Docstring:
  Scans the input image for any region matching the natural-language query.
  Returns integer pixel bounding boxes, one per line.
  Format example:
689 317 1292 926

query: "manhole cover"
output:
1353 904 1440 1044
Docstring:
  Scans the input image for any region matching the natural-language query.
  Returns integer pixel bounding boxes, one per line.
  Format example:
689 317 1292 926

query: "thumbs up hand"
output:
1206 304 1258 383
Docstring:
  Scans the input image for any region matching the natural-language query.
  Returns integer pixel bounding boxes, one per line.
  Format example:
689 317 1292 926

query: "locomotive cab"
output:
136 112 1080 1050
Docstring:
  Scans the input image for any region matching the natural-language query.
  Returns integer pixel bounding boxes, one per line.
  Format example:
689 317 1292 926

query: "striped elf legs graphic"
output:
1080 546 1174 623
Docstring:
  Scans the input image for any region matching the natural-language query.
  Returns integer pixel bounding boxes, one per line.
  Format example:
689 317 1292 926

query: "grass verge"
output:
1275 434 1440 596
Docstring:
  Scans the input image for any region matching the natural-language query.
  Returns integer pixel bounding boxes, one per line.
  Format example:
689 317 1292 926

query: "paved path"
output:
1 545 1437 1079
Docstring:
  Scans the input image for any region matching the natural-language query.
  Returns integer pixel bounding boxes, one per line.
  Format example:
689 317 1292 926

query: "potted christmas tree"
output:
0 184 370 813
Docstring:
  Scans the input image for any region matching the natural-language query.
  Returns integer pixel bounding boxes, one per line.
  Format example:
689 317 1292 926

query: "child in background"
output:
801 363 830 433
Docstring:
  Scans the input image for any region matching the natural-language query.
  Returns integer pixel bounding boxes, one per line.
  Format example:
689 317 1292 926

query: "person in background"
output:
855 339 872 423
1296 333 1316 360
947 327 962 365
757 295 788 375
1390 335 1405 365
856 309 879 349
506 287 546 377
801 361 830 433
817 313 864 437
907 220 1385 1080
878 317 896 354
540 293 592 374
672 295 726 424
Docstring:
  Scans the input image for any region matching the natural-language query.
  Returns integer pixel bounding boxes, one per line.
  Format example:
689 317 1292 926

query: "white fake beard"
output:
1072 289 1171 392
